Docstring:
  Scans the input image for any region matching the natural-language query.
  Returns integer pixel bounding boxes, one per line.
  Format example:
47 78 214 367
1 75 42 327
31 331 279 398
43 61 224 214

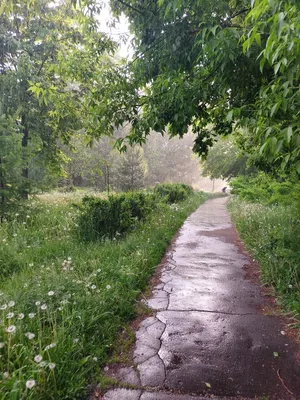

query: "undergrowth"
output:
0 189 207 399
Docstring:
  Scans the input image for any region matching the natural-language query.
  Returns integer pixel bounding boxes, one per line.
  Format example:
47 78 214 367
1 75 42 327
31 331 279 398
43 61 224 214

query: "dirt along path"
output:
102 197 300 400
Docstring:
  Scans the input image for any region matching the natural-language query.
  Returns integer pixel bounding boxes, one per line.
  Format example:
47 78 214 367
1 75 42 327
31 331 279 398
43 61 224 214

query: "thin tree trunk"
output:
21 114 29 199
0 155 6 222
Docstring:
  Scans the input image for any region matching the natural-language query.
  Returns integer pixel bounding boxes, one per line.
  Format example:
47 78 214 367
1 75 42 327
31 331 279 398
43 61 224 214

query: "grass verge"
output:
228 197 300 322
0 191 207 399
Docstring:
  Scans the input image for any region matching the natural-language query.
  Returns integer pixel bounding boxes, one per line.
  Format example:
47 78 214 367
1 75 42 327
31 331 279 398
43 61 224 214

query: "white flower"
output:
0 304 7 310
45 342 56 351
0 342 5 348
29 263 34 267
48 291 55 296
40 361 47 367
34 354 43 363
28 313 36 319
25 332 35 340
3 371 9 378
13 233 17 237
6 312 14 319
2 238 6 242
40 304 47 311
97 269 101 273
93 357 98 362
289 284 293 288
106 285 111 290
48 363 56 370
91 285 96 290
35 301 41 306
5 325 16 334
18 313 24 320
26 380 36 389
8 301 15 308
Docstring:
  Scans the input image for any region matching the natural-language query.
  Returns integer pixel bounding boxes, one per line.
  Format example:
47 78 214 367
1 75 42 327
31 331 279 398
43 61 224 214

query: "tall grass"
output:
0 191 207 399
229 198 300 319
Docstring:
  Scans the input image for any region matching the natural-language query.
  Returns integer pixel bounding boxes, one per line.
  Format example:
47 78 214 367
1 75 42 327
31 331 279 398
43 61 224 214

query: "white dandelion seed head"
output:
93 357 98 362
8 301 15 308
29 263 34 267
0 304 7 310
25 332 35 340
48 291 55 296
39 361 47 367
28 313 36 319
26 380 36 389
34 354 43 363
40 304 47 311
3 371 9 378
0 342 5 348
2 238 6 242
48 362 56 370
35 301 41 306
6 312 14 319
18 313 24 320
5 325 16 334
106 285 111 290
91 285 96 290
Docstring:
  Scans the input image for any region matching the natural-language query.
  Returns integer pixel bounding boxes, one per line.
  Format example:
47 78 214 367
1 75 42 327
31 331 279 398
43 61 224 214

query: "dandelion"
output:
41 304 47 311
68 257 71 261
34 354 43 363
6 312 14 319
3 372 9 378
13 233 17 237
48 291 55 296
18 313 24 320
45 343 56 351
93 357 98 362
48 363 56 370
8 301 15 308
0 342 4 348
106 285 111 290
1 304 7 310
35 301 41 306
91 285 96 290
5 325 16 334
26 380 36 389
2 238 6 242
29 263 34 267
28 313 36 319
40 361 47 367
25 332 35 340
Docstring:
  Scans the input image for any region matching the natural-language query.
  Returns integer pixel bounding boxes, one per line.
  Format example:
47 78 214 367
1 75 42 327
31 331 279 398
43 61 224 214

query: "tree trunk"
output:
21 114 29 199
0 155 6 222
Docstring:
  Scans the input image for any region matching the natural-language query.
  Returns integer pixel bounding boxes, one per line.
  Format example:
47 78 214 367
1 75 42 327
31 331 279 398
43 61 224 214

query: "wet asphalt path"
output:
103 197 300 400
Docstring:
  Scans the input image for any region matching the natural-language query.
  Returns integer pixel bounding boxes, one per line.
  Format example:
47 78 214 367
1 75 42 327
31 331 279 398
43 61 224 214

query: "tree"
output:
0 0 115 204
115 146 147 191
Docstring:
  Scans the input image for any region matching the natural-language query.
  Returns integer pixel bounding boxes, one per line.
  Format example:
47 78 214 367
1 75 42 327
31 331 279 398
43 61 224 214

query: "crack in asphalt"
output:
166 309 254 316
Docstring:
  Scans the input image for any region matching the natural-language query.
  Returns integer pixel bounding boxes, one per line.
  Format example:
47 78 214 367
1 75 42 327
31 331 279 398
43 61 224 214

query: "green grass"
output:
228 197 300 321
0 191 207 399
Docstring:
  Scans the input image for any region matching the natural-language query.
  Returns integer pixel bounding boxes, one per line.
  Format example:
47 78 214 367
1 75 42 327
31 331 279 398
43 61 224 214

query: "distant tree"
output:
202 137 251 180
115 146 147 191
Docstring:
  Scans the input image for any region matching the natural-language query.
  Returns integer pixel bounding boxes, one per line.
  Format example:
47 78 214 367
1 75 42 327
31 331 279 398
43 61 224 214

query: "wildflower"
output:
35 301 41 306
0 304 7 310
289 284 293 289
6 312 14 319
25 332 35 340
29 263 34 267
48 291 55 296
2 238 6 242
13 233 17 237
18 313 24 319
0 342 4 348
91 285 96 290
15 213 19 217
48 363 56 370
68 257 71 261
3 372 9 378
44 343 56 351
34 354 43 363
28 313 36 319
93 357 98 362
26 380 36 389
40 304 47 311
40 361 47 367
97 269 101 273
106 285 111 290
5 325 16 334
8 301 15 308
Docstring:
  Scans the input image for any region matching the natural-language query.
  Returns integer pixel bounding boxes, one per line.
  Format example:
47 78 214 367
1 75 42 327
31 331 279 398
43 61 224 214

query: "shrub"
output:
154 183 193 203
77 191 157 241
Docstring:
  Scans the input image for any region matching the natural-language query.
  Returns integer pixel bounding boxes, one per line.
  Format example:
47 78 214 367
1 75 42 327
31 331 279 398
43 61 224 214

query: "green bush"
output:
154 183 193 203
77 191 157 241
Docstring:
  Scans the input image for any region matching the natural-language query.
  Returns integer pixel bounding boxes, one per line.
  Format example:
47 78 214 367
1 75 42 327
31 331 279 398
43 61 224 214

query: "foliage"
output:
202 136 251 179
230 173 300 207
77 191 157 241
114 146 148 191
154 183 193 203
0 190 206 399
229 198 300 320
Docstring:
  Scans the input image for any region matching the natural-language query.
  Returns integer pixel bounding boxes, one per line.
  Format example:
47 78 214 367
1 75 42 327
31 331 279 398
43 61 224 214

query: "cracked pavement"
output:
103 197 300 400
